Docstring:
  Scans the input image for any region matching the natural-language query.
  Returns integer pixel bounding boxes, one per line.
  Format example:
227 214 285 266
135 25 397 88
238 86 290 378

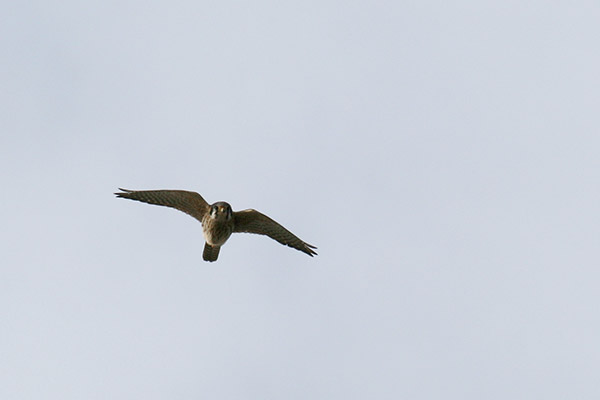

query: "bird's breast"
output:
202 217 234 246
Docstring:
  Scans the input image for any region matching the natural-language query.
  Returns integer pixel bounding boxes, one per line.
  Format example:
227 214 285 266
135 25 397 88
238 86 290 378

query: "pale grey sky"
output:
2 1 600 399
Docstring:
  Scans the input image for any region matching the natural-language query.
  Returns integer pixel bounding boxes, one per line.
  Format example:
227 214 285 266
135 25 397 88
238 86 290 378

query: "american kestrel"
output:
115 188 317 262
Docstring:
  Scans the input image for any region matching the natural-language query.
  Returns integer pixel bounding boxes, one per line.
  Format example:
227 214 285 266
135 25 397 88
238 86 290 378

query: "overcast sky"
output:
2 1 600 399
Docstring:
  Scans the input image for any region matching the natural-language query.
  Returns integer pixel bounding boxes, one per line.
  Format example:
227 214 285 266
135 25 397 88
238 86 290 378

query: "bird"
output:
115 188 317 262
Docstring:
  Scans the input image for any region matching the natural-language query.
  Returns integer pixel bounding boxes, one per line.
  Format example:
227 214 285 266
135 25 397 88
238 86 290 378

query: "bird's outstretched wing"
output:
115 188 209 223
233 209 317 256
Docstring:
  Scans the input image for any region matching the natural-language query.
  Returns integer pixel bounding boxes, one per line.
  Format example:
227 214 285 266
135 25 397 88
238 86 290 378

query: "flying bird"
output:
115 188 317 262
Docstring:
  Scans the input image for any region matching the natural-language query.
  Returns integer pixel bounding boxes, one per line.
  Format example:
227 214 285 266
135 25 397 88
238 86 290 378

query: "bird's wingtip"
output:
115 188 133 197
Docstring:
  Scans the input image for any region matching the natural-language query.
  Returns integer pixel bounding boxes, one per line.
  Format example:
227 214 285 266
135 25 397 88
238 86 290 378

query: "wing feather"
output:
233 209 317 256
115 188 209 222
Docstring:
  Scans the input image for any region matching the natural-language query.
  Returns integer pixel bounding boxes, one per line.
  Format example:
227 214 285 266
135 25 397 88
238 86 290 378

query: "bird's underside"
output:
115 188 317 262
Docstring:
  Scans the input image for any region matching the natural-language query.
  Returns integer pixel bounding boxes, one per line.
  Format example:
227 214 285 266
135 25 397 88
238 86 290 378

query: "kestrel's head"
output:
210 201 233 220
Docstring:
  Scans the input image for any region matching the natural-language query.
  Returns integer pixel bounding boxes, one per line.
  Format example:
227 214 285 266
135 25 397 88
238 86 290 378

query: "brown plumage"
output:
115 188 317 262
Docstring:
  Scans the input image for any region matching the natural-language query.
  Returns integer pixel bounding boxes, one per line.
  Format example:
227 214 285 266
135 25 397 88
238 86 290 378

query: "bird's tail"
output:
203 243 220 262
